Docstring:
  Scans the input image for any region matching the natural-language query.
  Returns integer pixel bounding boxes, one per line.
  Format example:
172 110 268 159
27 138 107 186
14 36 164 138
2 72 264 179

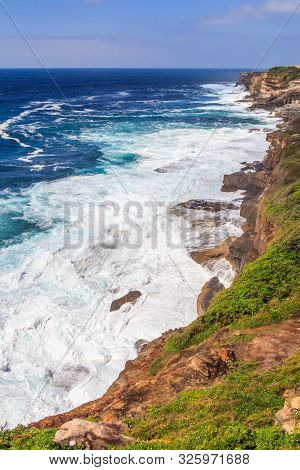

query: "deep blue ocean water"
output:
0 68 263 247
0 69 257 187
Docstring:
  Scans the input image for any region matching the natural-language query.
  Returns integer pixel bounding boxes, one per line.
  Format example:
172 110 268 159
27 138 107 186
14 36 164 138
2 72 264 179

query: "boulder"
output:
54 419 133 450
275 389 300 433
197 277 224 316
110 291 142 312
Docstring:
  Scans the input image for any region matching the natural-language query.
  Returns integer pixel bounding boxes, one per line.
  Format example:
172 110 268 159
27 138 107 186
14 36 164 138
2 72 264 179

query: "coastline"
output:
1 67 300 451
30 76 286 429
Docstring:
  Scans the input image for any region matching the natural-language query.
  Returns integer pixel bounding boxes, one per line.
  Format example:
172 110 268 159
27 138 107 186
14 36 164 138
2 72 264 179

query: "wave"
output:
0 103 62 152
116 91 131 97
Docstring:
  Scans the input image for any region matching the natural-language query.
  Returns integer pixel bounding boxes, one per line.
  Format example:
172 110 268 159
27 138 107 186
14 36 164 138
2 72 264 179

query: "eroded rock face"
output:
110 291 142 312
237 72 262 90
197 277 224 316
54 419 133 450
237 70 300 110
275 390 300 433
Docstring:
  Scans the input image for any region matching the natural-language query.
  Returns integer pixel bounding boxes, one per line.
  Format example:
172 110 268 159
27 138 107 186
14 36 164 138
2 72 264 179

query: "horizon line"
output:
0 66 268 70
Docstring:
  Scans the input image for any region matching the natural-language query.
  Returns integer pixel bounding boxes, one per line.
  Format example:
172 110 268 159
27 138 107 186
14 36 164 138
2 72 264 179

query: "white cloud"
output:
196 0 300 25
198 4 262 25
263 1 300 12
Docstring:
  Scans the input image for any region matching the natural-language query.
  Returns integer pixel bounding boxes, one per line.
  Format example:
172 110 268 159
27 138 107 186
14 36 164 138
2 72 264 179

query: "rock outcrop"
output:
275 390 300 433
226 232 255 271
197 277 224 316
237 67 300 109
54 419 133 449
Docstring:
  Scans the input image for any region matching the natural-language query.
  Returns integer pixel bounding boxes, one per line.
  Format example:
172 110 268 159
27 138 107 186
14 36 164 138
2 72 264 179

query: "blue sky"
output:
0 0 299 67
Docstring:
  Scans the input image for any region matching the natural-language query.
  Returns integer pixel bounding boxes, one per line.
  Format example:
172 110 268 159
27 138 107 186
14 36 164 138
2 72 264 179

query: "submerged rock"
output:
170 199 238 214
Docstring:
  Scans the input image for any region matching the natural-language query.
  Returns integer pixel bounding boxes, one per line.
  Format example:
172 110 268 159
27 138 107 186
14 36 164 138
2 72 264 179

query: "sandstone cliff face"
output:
237 67 300 109
31 69 300 441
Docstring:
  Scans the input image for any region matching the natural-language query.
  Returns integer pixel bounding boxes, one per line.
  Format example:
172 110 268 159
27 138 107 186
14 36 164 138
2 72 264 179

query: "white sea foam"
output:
116 91 131 97
0 103 61 153
0 84 277 427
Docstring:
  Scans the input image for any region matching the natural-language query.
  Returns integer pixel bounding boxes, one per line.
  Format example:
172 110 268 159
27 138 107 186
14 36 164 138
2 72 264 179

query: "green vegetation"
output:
268 66 300 83
125 355 300 449
160 232 299 356
229 297 300 330
0 427 59 450
149 357 164 376
0 425 87 450
145 107 300 450
265 180 300 223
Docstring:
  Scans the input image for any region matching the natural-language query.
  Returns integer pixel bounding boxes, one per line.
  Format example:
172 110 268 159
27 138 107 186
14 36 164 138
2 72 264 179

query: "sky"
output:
0 0 299 68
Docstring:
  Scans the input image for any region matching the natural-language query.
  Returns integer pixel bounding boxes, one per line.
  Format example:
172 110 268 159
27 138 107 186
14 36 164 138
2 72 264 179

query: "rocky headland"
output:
1 66 300 450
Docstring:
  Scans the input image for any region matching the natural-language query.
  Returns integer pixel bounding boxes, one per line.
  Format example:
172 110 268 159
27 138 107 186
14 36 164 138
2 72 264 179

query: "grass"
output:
125 355 300 449
268 66 300 83
229 297 300 330
0 427 59 450
0 425 87 450
160 231 300 357
149 357 164 376
265 180 300 224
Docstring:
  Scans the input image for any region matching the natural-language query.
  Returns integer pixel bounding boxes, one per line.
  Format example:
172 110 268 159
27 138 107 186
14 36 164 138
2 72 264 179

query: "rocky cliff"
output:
237 66 300 109
1 67 300 450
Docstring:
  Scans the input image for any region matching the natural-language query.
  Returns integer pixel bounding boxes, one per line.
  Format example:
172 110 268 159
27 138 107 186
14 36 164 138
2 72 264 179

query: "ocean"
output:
0 69 276 427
